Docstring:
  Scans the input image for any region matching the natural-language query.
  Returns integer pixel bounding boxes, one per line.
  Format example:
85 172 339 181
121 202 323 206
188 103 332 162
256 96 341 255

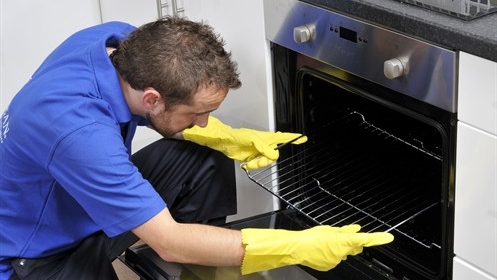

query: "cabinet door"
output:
458 52 497 135
454 122 497 277
453 257 497 280
100 0 157 26
1 0 101 113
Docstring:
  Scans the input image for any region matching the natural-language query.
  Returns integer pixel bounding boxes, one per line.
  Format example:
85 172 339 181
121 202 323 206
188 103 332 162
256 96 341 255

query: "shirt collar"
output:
89 41 132 124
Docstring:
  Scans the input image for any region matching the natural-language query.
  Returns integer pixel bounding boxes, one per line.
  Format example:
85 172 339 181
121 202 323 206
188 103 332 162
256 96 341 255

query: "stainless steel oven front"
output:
247 0 457 279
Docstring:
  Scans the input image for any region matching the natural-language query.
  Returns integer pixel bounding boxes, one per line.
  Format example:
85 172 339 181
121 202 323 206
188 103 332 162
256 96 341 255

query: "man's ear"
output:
142 87 163 111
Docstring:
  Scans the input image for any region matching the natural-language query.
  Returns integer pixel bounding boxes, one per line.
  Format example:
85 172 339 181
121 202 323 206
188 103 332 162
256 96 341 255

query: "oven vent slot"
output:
243 112 442 249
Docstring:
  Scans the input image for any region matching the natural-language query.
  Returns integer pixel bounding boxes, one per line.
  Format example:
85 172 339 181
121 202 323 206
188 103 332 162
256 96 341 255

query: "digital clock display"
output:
339 26 357 43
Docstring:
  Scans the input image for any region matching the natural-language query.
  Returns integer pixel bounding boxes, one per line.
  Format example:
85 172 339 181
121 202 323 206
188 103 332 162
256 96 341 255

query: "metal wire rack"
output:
243 112 443 249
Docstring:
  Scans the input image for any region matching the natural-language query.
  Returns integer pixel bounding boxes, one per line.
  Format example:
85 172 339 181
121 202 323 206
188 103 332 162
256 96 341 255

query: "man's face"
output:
146 85 228 138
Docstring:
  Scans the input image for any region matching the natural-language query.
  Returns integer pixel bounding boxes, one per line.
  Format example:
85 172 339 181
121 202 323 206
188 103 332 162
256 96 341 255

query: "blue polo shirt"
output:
0 22 166 279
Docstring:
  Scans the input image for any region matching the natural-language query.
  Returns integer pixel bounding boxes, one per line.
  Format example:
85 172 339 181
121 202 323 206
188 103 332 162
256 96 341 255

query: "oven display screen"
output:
339 26 357 43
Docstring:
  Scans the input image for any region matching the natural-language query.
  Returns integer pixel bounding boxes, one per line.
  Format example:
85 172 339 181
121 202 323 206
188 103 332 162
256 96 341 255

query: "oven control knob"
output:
384 58 406 79
293 24 315 43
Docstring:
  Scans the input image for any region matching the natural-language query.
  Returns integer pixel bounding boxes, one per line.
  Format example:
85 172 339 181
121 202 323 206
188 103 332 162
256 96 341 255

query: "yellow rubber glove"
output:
240 225 394 275
182 116 307 170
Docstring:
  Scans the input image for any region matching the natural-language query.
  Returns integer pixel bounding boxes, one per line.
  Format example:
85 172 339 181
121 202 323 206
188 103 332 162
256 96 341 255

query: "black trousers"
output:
10 139 237 280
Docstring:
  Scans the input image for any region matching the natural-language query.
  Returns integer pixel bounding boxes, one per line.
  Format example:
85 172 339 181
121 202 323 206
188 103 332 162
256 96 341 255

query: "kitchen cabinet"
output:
100 0 276 220
100 0 157 27
454 52 497 279
0 0 102 114
454 257 496 280
458 52 497 135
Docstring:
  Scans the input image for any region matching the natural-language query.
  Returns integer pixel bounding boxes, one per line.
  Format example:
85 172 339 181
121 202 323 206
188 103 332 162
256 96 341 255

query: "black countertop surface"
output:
304 0 497 62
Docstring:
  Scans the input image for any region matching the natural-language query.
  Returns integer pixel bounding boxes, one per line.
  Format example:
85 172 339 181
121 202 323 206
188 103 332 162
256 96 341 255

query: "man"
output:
0 17 393 279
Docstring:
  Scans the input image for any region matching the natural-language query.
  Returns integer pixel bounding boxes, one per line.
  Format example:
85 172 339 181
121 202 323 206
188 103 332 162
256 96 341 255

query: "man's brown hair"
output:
111 16 241 108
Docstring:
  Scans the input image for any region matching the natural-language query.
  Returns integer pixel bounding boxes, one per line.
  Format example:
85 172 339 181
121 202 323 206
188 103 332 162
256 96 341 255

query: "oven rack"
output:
243 112 442 249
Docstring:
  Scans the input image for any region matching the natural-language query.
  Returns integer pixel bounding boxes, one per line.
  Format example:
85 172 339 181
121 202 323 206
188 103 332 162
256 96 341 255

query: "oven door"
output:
123 208 406 280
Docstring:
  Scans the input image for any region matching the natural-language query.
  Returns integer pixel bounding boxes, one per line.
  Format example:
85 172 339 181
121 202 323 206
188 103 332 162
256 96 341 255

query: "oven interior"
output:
242 44 456 280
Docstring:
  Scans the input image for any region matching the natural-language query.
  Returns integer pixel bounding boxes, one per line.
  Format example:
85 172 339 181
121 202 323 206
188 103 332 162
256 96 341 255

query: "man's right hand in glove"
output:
240 224 394 275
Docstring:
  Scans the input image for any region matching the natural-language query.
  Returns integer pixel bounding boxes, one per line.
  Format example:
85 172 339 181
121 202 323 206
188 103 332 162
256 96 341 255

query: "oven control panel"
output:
264 0 457 113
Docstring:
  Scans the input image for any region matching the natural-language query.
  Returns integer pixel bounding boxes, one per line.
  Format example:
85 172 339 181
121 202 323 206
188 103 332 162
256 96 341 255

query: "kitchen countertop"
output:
304 0 497 62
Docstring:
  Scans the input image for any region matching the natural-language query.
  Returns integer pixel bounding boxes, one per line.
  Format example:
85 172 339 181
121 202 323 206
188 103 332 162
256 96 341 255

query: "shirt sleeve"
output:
47 121 166 237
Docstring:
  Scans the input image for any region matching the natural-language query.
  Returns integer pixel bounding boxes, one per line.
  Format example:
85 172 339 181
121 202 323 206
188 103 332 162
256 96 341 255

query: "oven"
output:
122 0 457 279
251 0 457 279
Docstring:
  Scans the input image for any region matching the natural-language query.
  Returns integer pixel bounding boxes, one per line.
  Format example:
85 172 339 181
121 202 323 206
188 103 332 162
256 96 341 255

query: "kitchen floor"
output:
113 259 139 280
113 241 142 280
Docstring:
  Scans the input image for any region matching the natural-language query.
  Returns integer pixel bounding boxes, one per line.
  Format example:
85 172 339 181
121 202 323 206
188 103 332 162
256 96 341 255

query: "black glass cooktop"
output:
396 0 497 19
